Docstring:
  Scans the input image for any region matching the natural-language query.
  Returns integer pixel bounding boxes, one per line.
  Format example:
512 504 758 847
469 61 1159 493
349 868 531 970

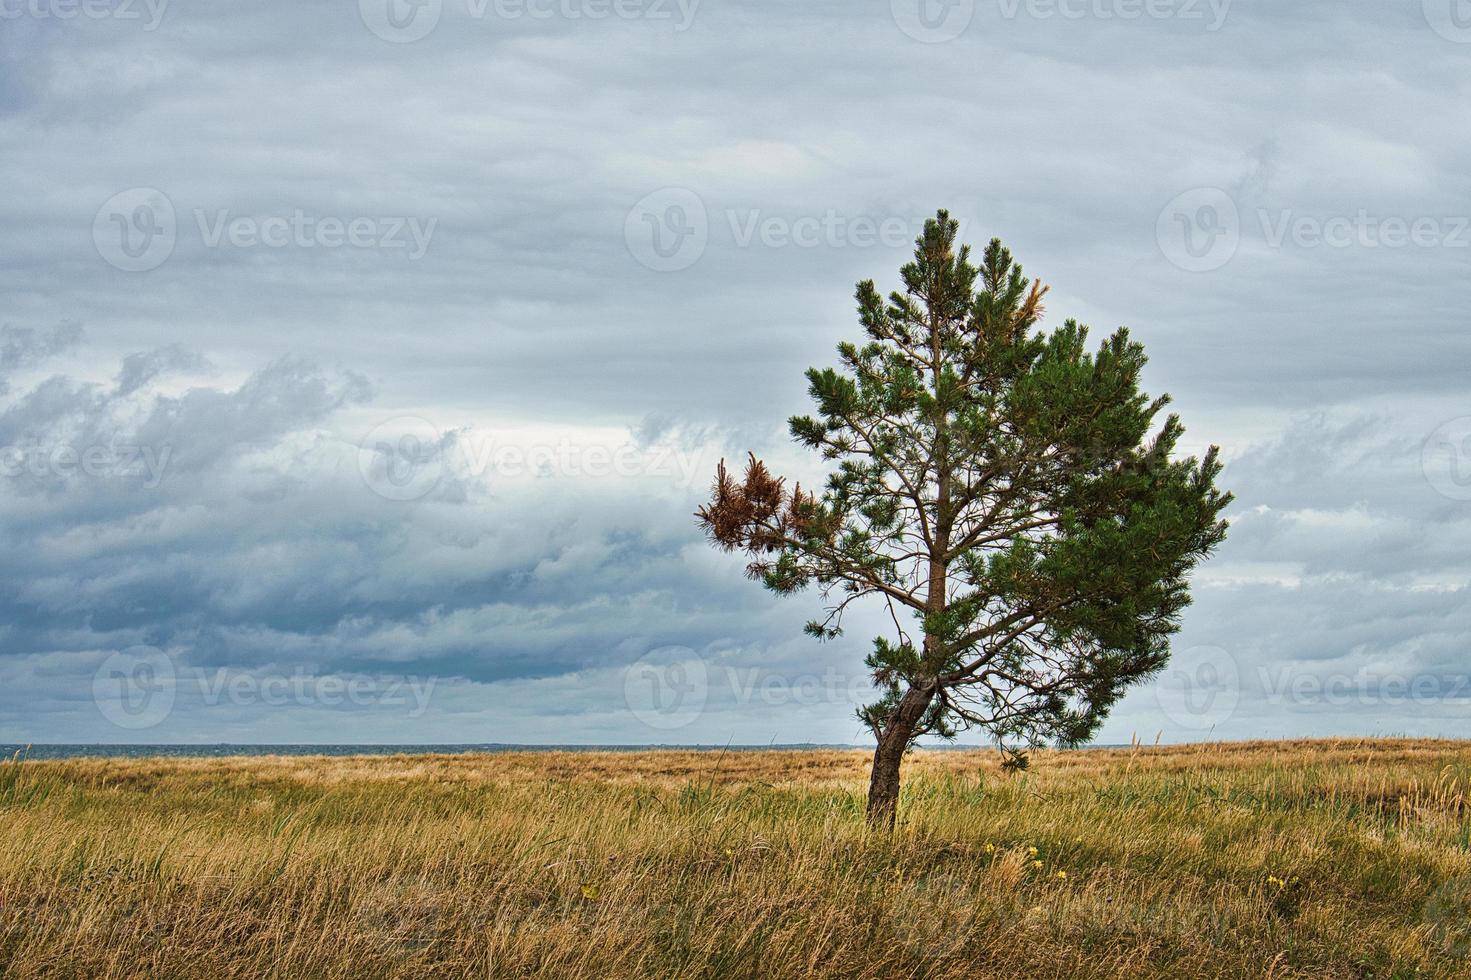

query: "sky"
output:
2 0 1471 746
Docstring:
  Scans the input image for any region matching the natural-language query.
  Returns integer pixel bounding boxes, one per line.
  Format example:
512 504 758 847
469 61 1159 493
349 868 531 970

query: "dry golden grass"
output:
3 739 1471 978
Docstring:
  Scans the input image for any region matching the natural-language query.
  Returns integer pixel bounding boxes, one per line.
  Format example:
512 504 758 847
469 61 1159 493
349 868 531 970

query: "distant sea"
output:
1 743 859 760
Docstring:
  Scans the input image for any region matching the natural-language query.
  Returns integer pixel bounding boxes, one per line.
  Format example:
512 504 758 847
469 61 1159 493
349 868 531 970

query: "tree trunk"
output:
865 682 936 830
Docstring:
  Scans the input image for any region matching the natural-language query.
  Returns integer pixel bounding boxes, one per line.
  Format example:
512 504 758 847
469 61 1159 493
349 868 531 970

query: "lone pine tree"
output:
697 211 1231 828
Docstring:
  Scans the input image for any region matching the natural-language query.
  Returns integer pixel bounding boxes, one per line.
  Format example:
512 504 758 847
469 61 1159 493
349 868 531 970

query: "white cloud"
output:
3 0 1469 742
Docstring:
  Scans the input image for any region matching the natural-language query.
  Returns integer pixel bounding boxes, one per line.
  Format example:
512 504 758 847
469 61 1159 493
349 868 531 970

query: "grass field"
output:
3 739 1471 978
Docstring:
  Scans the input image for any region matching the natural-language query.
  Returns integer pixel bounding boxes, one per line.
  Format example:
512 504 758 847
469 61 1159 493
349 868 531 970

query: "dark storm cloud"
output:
2 0 1469 740
0 331 819 739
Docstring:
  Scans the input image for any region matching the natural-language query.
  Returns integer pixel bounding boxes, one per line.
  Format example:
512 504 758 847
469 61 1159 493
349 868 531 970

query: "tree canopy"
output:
698 210 1231 823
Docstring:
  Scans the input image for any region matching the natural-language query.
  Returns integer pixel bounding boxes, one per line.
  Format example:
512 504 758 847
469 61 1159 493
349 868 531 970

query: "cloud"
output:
2 0 1469 742
0 332 843 741
1103 411 1471 743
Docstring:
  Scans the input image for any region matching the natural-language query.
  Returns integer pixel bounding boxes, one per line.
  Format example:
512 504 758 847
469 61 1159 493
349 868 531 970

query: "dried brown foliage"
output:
695 453 819 560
